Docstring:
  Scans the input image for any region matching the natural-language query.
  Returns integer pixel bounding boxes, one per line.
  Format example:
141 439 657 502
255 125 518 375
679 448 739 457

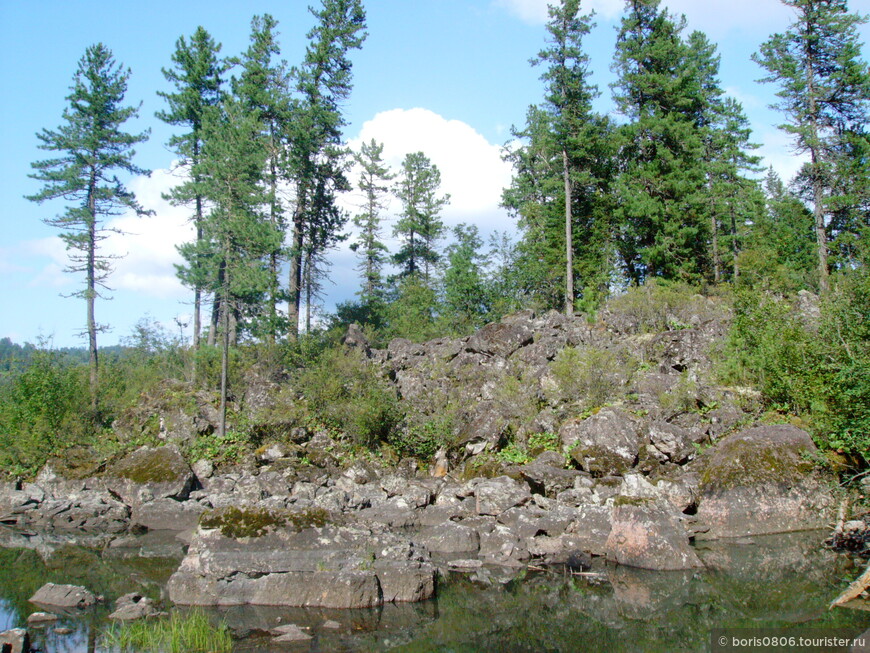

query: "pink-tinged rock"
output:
605 499 703 571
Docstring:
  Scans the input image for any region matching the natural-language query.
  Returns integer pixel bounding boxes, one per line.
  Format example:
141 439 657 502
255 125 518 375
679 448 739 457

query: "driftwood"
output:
830 561 870 609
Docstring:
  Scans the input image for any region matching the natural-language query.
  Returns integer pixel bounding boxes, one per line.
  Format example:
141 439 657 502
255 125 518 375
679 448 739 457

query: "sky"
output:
1 0 869 348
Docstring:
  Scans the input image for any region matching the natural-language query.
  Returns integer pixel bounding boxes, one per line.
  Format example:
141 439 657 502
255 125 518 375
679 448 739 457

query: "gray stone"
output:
475 476 531 516
26 612 58 625
105 445 194 505
271 624 312 641
416 521 479 554
648 421 695 464
0 628 29 653
30 583 97 609
695 425 834 539
561 408 639 476
109 593 165 621
132 498 206 531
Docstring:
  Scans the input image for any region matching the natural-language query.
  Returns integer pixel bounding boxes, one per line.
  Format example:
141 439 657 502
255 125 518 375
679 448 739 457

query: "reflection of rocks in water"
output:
103 529 187 560
696 531 854 623
209 600 438 651
0 525 114 559
607 565 697 620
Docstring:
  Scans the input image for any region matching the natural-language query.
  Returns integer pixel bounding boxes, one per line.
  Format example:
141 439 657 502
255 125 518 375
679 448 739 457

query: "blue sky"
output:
1 0 868 347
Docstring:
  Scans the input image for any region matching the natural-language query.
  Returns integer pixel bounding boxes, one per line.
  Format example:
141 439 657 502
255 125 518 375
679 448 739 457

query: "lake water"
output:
1 527 869 652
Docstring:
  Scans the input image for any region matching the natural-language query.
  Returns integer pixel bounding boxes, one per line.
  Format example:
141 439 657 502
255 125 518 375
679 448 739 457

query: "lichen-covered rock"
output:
561 408 639 476
605 498 703 570
105 445 194 505
694 425 834 539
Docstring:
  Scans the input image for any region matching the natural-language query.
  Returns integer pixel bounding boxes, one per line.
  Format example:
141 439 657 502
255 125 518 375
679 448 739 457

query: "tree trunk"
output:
218 284 230 439
86 182 98 412
730 201 739 281
804 31 830 293
563 147 574 317
288 190 305 340
192 139 203 353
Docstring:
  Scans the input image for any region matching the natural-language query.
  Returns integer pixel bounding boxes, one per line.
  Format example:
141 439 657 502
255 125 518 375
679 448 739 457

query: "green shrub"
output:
546 345 637 410
296 346 403 448
604 279 713 334
390 413 454 460
720 275 870 460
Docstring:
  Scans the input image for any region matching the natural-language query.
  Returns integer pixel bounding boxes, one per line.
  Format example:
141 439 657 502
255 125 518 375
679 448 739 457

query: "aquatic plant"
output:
101 609 232 653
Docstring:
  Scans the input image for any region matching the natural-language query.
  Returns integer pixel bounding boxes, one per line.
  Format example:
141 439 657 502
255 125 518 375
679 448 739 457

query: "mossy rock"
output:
699 425 817 493
200 506 331 539
45 446 104 480
105 445 194 503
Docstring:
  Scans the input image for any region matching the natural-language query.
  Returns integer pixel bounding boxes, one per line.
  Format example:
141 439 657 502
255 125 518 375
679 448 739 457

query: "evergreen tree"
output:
531 0 608 315
157 26 226 350
351 139 394 306
27 44 150 409
232 14 292 340
195 97 278 435
739 168 817 292
753 0 870 292
286 0 367 338
611 0 709 283
393 152 450 282
443 223 488 331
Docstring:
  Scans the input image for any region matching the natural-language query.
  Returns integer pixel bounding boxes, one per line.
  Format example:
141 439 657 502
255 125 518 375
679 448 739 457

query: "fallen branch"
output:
830 561 870 609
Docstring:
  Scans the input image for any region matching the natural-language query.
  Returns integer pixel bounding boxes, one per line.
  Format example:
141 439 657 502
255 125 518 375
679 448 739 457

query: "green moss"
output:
110 448 184 484
613 495 654 507
200 506 331 539
700 439 815 493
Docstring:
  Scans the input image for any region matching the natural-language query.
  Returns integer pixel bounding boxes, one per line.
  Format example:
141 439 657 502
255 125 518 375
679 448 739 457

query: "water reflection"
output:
0 529 867 652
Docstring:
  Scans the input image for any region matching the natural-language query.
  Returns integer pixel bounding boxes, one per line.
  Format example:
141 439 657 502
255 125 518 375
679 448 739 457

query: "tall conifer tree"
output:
28 44 150 409
157 27 226 350
754 0 870 292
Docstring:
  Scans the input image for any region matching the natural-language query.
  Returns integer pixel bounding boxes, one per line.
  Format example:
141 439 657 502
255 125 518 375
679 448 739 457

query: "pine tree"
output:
351 139 394 306
286 0 367 338
157 26 226 351
232 14 292 340
195 97 277 435
754 0 870 292
611 0 709 284
532 0 604 315
393 152 450 283
27 44 150 409
443 223 488 331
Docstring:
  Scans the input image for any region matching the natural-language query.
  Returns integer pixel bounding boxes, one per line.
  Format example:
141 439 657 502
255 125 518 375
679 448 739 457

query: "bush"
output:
0 349 92 476
720 274 870 460
545 345 637 410
296 346 403 448
604 279 714 334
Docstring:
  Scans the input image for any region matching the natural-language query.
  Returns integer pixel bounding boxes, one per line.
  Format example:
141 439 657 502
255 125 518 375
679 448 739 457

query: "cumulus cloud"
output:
756 129 808 184
346 107 514 232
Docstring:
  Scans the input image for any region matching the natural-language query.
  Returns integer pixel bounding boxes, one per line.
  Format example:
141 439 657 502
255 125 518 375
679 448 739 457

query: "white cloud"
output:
756 128 808 183
494 0 623 24
24 168 194 299
103 167 194 299
347 107 514 232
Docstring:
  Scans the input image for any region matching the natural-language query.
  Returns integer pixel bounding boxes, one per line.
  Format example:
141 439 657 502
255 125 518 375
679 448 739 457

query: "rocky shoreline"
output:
0 301 842 612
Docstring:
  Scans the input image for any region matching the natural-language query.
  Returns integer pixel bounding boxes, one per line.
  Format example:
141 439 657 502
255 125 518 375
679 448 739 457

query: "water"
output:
1 527 869 652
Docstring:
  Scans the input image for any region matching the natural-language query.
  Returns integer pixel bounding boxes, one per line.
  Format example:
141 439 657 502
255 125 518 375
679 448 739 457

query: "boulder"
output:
465 319 535 359
561 408 639 476
519 460 583 498
30 583 97 609
647 421 696 464
475 476 531 516
109 593 166 621
167 521 435 608
105 445 195 505
565 504 614 556
132 499 206 531
416 521 479 554
694 425 834 539
605 498 703 570
0 628 29 653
